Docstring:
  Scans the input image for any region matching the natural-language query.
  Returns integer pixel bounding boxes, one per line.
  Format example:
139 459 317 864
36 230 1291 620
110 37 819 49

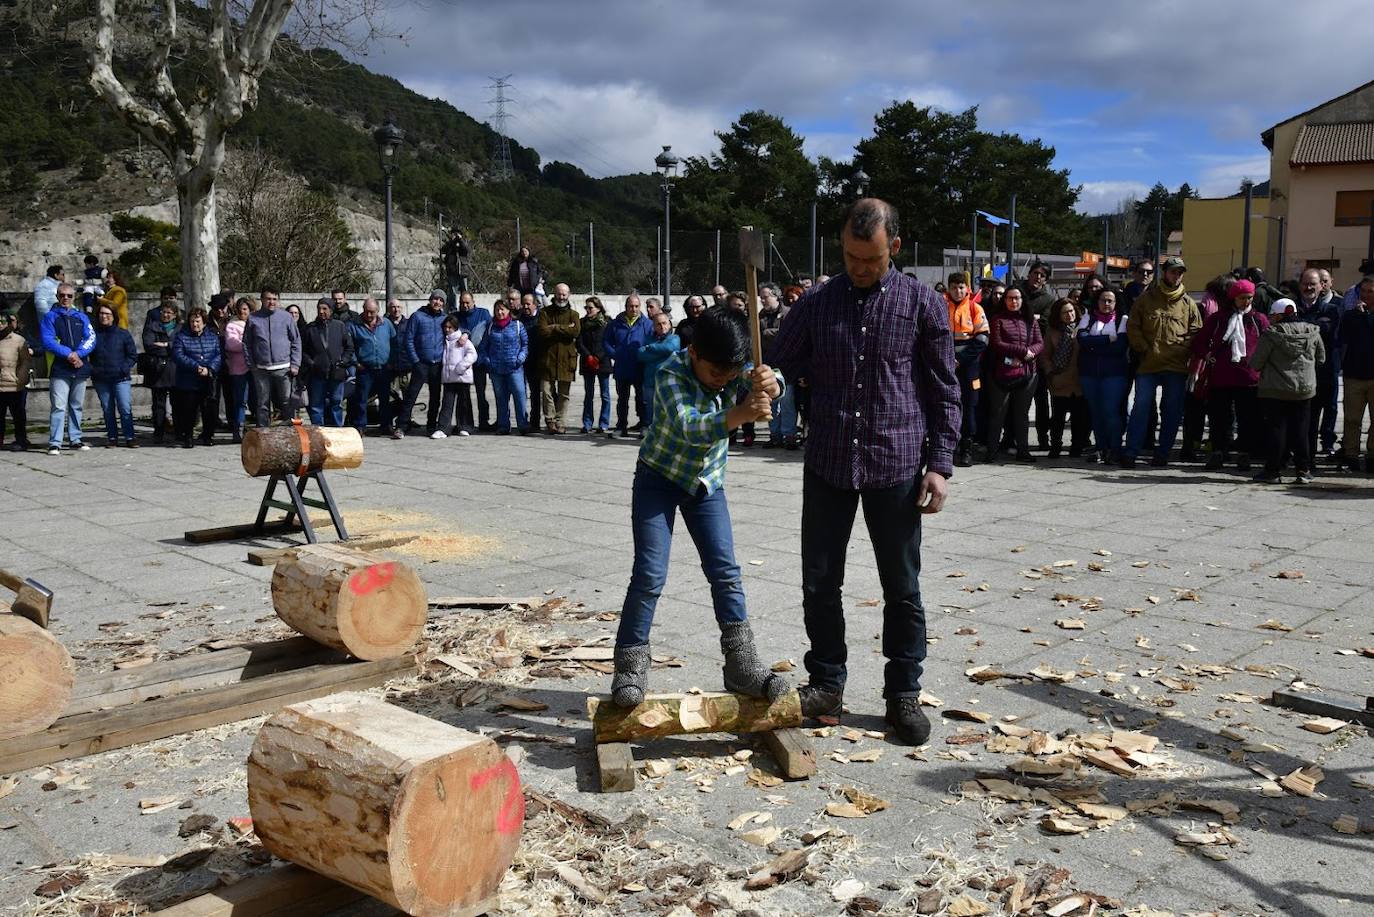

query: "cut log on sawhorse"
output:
587 691 812 793
1272 687 1374 728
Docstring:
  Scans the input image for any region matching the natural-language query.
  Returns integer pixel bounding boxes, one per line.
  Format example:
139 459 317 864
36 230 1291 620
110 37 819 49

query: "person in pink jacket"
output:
434 315 477 438
1190 279 1268 470
223 297 254 443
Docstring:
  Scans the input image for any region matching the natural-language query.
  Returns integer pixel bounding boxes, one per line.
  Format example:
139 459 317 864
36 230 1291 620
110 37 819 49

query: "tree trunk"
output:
271 544 427 660
587 691 802 745
241 425 364 477
178 160 221 310
248 693 522 916
0 613 75 740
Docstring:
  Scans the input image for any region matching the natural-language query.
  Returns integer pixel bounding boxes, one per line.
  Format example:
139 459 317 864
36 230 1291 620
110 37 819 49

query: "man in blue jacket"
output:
604 293 653 437
399 290 448 435
456 291 493 431
350 297 399 438
39 283 95 454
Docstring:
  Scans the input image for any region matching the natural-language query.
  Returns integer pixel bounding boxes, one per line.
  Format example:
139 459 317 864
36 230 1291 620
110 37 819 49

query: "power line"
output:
486 75 514 183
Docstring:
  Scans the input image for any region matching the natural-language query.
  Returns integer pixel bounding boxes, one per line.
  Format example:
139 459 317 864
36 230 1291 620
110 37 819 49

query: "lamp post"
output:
373 116 405 308
655 145 679 314
853 168 869 198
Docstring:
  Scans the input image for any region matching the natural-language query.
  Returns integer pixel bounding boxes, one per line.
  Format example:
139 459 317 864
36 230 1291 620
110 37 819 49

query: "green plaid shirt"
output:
638 350 781 495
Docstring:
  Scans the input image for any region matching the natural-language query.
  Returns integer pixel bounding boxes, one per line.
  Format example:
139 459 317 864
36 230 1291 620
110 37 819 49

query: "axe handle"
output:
745 266 763 368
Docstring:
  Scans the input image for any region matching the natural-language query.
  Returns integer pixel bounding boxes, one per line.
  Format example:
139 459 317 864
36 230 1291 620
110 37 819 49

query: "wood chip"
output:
728 811 765 831
943 708 992 724
1055 618 1087 630
1271 570 1305 579
947 894 991 916
1110 731 1159 755
1302 717 1349 735
744 848 811 889
918 691 944 707
738 826 782 846
848 748 883 763
555 863 606 903
771 659 796 672
139 796 180 814
1041 815 1092 834
1046 895 1091 917
1082 749 1135 777
842 786 889 813
1332 814 1360 835
831 878 866 902
1258 619 1293 632
496 696 549 712
1180 798 1240 824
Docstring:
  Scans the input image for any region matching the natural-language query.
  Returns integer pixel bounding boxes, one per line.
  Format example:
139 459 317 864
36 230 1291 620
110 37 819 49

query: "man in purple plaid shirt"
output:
768 198 961 746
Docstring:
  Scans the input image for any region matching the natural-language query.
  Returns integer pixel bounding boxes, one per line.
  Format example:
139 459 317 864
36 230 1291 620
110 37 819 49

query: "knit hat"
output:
1270 297 1296 316
430 289 447 300
1161 256 1186 271
1227 279 1256 298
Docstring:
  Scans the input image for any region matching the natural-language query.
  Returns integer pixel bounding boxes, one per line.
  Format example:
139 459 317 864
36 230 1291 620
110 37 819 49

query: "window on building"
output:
1334 190 1374 226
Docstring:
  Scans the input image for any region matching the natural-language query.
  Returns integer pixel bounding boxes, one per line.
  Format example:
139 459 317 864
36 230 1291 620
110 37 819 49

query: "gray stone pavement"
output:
0 424 1371 915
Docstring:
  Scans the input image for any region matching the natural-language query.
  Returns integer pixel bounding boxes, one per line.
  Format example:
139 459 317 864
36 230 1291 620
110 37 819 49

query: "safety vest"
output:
946 296 989 342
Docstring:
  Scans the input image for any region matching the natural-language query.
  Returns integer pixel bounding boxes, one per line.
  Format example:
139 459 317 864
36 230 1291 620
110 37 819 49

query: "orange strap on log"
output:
293 419 311 478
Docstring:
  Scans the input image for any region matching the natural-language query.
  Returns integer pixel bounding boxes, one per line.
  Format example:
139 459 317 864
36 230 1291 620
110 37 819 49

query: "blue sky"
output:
353 0 1369 215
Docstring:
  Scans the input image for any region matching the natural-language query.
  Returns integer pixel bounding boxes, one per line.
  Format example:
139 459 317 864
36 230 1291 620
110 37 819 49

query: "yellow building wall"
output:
1182 197 1269 288
1286 163 1374 288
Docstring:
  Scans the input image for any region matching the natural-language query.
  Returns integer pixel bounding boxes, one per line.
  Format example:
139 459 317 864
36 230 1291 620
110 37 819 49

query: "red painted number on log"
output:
348 562 396 596
470 758 524 834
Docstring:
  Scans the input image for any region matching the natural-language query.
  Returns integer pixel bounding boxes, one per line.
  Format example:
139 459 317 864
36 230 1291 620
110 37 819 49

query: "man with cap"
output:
1122 256 1201 467
1294 268 1342 459
0 306 32 450
398 290 448 436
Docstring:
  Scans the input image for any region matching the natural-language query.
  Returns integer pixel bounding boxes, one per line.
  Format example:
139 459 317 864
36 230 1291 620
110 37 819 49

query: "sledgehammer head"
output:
738 227 765 272
0 571 52 629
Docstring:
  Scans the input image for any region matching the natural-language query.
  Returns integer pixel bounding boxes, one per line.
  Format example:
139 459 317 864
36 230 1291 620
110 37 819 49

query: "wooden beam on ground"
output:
586 691 802 745
152 864 368 916
761 727 817 779
246 533 420 567
428 596 545 610
65 638 344 716
596 743 636 793
183 519 308 545
1271 687 1374 728
0 653 419 775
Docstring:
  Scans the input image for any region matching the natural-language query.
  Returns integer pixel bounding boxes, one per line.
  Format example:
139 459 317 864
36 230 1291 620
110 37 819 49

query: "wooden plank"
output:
0 654 419 775
183 519 306 545
67 641 343 716
71 638 329 701
597 742 636 793
153 865 367 916
762 727 817 779
428 595 545 609
247 533 420 566
1271 688 1374 728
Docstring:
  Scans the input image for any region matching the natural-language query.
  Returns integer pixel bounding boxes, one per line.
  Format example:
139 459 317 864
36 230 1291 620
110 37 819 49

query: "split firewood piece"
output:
597 744 635 793
0 614 74 741
240 424 363 477
586 691 801 744
744 848 810 890
271 544 427 660
247 693 522 915
1279 766 1324 797
1301 717 1349 735
761 727 817 779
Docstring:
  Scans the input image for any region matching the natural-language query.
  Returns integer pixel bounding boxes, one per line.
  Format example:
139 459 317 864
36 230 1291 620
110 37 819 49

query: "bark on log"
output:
587 691 802 744
271 544 427 660
241 425 364 477
0 612 75 740
248 693 523 916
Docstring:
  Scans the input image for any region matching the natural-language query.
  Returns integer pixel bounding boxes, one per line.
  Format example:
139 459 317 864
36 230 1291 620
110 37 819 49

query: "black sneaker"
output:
1119 454 1137 468
1015 450 1038 464
954 448 972 468
1149 454 1169 468
1252 470 1281 484
885 696 932 746
798 684 844 723
1205 453 1225 470
1295 470 1315 484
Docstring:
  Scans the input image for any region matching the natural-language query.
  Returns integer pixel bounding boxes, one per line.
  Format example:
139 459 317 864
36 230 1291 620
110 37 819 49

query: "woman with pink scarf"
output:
1190 279 1269 470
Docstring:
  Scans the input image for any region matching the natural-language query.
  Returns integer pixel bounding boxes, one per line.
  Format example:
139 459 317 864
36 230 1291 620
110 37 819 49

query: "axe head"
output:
8 577 53 629
738 226 765 272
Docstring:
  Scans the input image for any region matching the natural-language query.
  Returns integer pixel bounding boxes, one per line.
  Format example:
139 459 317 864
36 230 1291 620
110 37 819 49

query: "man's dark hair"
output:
1028 259 1052 278
692 305 751 368
842 198 900 242
83 254 99 266
260 284 280 297
1359 258 1374 275
47 265 63 279
1245 267 1265 283
161 285 178 297
331 289 345 297
947 271 969 286
1360 275 1374 287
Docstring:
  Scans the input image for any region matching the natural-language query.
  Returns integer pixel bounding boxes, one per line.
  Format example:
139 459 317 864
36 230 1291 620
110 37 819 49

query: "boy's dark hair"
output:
260 283 280 297
692 305 751 367
947 271 969 286
160 285 178 297
84 254 99 266
47 265 63 279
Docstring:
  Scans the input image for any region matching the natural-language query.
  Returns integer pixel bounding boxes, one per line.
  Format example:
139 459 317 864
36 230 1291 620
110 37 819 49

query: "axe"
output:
0 568 53 629
738 227 765 368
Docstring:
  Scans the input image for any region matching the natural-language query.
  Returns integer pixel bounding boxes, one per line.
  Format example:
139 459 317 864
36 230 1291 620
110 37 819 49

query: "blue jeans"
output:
307 375 346 426
617 463 747 646
47 375 87 448
1126 371 1186 459
490 369 529 432
582 372 611 431
351 366 394 432
93 378 134 441
1081 375 1129 455
801 468 928 697
769 384 798 439
226 373 251 433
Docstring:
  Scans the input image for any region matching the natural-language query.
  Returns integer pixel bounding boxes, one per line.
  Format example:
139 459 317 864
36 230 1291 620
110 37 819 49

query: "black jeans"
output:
438 381 474 433
1207 387 1259 456
1033 380 1051 447
1049 394 1091 452
401 362 443 433
0 391 27 445
985 376 1036 454
151 386 172 436
955 359 980 446
1264 396 1313 474
171 385 216 442
1308 375 1337 455
615 378 644 432
473 365 491 426
525 362 543 429
800 468 928 697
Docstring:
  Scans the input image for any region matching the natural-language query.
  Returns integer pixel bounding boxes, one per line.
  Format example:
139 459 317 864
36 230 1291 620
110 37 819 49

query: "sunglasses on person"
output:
57 292 75 299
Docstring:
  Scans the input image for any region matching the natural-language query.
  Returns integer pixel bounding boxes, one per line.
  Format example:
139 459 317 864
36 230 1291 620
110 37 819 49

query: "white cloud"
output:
1076 181 1151 215
1195 156 1271 198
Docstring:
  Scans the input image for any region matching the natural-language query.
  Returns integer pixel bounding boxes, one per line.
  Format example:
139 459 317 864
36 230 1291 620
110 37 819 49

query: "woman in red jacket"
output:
982 287 1044 463
1191 279 1269 470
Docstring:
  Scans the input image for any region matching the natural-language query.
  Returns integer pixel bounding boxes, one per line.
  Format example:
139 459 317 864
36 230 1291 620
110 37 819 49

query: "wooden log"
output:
248 693 522 916
271 544 427 660
240 425 364 478
246 533 419 567
596 743 636 793
762 727 817 779
586 691 802 745
0 612 75 741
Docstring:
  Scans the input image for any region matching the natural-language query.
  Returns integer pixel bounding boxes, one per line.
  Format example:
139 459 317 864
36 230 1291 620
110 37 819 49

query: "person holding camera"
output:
441 230 470 307
302 298 354 426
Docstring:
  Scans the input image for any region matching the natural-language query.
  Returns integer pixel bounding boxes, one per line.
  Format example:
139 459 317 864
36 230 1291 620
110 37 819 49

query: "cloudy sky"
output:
349 0 1370 214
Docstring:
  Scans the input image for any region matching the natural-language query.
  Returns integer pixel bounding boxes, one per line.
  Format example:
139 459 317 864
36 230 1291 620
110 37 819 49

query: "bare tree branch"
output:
89 0 176 158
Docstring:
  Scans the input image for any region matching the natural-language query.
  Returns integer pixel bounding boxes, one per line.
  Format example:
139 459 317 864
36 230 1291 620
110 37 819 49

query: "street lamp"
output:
853 169 870 197
1252 213 1287 282
373 116 405 309
655 145 679 313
